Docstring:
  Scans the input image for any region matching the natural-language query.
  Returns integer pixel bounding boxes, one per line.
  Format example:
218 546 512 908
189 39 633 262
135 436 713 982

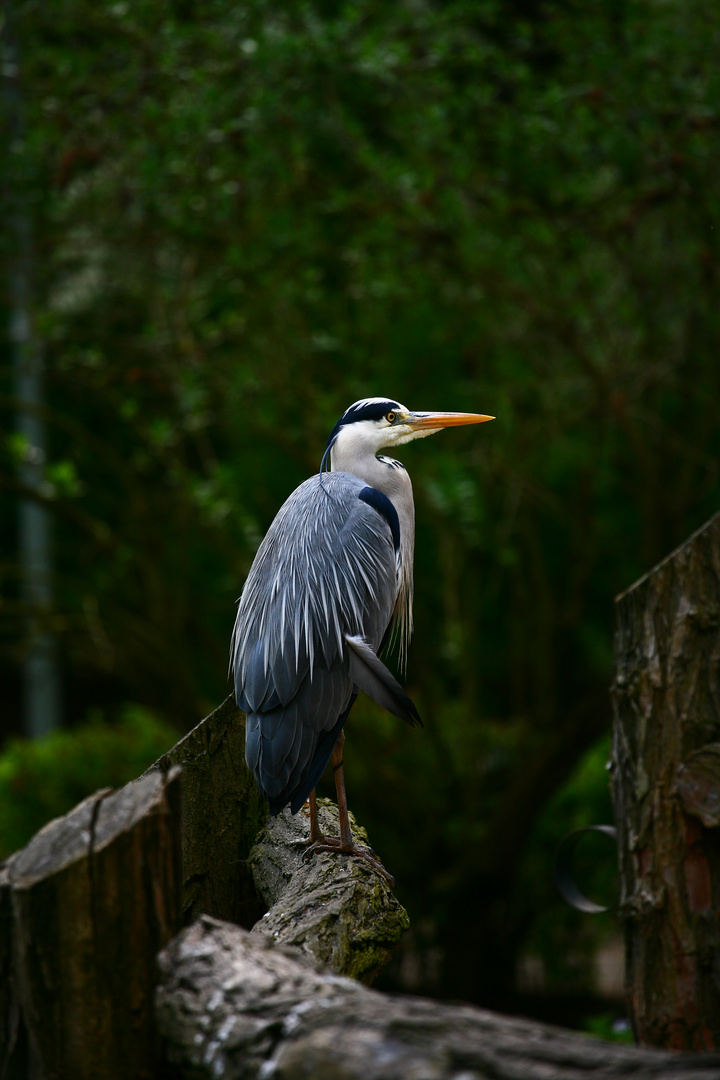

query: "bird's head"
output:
323 397 494 470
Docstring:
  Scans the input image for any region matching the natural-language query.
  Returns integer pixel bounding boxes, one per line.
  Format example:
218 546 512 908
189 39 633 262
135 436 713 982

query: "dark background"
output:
2 0 719 1033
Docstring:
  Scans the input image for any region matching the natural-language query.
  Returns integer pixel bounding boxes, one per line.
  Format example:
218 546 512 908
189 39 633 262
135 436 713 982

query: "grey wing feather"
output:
231 472 400 810
345 635 422 728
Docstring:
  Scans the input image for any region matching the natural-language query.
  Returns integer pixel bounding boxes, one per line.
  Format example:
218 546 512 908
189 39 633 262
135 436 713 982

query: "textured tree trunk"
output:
157 915 720 1080
0 768 182 1080
147 693 267 928
611 511 720 1050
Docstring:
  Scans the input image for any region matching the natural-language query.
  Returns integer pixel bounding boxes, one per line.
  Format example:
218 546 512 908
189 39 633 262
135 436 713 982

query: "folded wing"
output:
232 472 418 813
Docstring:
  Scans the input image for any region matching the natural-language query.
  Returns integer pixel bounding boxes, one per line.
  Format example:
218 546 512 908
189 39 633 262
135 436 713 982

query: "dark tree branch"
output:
157 916 720 1080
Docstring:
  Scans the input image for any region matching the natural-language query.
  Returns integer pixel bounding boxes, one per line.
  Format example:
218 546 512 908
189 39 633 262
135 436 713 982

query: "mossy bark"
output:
611 511 720 1050
249 798 408 983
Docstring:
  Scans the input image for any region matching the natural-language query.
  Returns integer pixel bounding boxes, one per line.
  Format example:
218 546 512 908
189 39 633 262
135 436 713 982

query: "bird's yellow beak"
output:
406 411 495 429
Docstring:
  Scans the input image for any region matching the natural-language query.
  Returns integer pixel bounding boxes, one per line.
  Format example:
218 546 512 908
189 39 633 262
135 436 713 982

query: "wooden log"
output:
0 857 23 1077
249 798 409 983
147 693 267 928
611 512 720 1050
151 697 408 981
156 915 720 1080
0 768 182 1080
1 696 410 1078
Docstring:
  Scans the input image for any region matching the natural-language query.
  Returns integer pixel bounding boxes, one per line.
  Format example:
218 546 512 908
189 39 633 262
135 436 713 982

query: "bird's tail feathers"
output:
345 634 422 728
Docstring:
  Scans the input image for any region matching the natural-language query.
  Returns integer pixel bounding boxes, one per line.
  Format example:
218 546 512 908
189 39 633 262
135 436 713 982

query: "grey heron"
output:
231 397 493 882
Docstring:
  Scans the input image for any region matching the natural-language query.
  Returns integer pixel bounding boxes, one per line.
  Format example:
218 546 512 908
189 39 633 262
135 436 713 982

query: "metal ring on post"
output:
554 825 618 913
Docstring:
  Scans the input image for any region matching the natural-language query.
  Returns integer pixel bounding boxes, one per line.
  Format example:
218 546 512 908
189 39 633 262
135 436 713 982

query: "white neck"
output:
330 425 415 666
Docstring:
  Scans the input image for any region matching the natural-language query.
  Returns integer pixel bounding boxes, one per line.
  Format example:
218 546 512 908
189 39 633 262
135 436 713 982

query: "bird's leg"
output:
308 789 327 844
293 789 338 848
331 730 353 848
300 735 347 849
305 730 395 886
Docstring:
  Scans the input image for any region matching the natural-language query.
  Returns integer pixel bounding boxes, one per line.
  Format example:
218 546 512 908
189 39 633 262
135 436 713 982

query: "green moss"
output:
249 797 409 984
345 895 411 984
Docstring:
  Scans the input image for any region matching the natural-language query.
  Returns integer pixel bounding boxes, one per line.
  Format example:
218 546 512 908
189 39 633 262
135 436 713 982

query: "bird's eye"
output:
386 411 396 423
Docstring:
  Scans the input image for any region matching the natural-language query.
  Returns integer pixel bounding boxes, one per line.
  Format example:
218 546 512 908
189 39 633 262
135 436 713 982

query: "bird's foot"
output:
303 836 395 887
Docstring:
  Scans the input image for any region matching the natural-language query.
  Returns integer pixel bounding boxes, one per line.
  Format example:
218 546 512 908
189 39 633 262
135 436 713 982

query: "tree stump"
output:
156 915 720 1080
0 697 408 1078
611 512 720 1050
0 767 182 1080
147 694 267 928
250 799 409 983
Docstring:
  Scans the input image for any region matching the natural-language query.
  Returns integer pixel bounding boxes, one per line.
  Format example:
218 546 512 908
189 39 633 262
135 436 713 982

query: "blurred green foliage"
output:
582 1014 634 1044
518 734 617 992
0 707 177 860
2 0 719 1010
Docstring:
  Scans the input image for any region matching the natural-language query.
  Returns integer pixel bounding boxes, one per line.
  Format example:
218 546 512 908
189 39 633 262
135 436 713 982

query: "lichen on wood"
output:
249 797 409 983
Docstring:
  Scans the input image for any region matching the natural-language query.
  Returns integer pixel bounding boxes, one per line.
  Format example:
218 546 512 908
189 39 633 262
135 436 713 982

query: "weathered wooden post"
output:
0 694 411 1078
146 694 267 927
0 696 266 1079
611 512 720 1050
0 768 182 1079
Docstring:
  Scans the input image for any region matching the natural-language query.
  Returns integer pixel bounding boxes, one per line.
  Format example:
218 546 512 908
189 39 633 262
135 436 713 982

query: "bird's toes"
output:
302 835 342 860
308 840 395 886
353 851 394 887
